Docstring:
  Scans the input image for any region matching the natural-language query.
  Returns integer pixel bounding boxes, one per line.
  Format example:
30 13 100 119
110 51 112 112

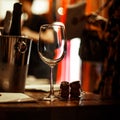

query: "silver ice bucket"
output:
0 35 32 92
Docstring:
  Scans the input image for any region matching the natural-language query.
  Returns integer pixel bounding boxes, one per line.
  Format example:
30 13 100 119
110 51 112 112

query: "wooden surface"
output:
0 91 120 120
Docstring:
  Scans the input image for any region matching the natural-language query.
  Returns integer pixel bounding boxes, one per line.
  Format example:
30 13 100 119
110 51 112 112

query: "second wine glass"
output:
38 23 66 101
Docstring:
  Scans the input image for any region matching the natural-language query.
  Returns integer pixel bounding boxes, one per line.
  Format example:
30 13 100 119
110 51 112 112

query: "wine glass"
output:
38 22 66 101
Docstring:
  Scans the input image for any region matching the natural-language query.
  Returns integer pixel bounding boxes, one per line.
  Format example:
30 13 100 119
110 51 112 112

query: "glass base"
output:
42 94 58 102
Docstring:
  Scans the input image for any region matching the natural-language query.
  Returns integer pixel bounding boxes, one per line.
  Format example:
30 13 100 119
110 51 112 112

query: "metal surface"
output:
0 35 32 92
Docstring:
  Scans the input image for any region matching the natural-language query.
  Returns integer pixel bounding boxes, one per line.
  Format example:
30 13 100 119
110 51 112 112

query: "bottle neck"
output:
9 2 22 36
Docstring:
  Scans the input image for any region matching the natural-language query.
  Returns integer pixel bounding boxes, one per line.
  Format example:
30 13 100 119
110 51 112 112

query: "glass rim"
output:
40 22 65 29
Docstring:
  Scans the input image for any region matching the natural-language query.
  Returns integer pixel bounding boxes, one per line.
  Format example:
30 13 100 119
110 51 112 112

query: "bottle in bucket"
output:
0 2 32 92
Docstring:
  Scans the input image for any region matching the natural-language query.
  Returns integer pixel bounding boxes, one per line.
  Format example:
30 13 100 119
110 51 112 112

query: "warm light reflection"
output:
32 0 49 14
57 7 64 15
56 38 82 84
69 38 81 83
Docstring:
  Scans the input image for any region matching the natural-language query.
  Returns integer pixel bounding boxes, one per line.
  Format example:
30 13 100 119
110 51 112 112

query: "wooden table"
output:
0 91 120 120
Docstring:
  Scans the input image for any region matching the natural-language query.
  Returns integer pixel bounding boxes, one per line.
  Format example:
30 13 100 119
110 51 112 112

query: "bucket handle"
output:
15 40 27 54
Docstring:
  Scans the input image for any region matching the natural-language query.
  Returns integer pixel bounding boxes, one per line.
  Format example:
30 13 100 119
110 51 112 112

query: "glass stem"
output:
50 66 54 97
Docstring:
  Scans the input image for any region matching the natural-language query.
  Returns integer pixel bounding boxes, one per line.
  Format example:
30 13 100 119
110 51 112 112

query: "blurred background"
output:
0 0 49 19
0 0 109 22
0 0 114 94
